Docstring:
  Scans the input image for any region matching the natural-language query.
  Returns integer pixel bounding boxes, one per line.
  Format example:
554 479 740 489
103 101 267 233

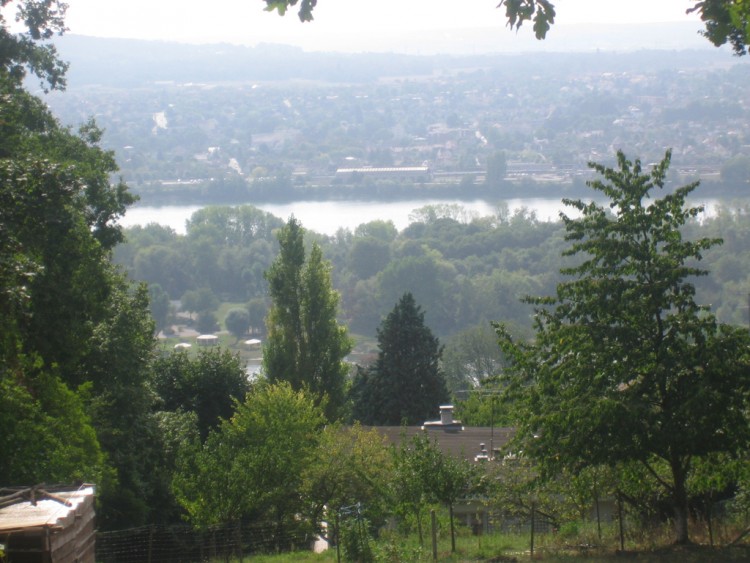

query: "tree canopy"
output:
263 216 352 420
496 150 750 544
0 0 69 90
351 292 449 425
261 0 750 55
173 381 325 530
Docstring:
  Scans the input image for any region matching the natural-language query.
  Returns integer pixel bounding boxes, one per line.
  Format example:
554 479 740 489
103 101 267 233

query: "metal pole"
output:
431 509 438 562
490 395 495 460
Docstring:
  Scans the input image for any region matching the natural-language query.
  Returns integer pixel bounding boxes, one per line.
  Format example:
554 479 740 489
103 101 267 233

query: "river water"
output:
118 198 593 235
118 197 726 236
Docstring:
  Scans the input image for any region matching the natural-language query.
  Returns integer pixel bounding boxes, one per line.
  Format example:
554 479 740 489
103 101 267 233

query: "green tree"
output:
148 283 171 333
195 310 218 334
441 323 507 393
302 423 393 539
225 307 251 341
173 381 324 534
391 433 442 546
430 449 482 553
83 281 161 529
0 362 106 486
180 287 219 317
152 348 249 441
263 216 352 420
351 293 449 425
0 65 160 527
349 236 391 280
496 150 750 544
689 0 750 55
0 0 69 90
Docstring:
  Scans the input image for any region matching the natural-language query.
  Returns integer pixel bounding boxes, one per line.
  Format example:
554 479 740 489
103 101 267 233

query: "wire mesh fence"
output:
95 521 317 563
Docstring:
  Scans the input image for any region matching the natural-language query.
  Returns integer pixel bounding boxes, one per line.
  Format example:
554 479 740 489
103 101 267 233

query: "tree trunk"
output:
671 457 690 545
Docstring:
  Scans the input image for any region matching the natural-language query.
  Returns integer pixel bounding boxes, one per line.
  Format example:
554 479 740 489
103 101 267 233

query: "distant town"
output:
45 36 750 204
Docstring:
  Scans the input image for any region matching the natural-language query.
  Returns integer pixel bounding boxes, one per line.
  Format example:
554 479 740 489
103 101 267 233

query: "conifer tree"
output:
352 292 449 425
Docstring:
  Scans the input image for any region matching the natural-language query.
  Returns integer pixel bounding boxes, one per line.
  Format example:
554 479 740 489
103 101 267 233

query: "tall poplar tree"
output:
352 292 449 425
263 217 352 420
497 150 750 544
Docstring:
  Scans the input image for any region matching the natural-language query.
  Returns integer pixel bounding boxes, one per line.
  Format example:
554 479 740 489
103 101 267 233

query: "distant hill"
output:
52 26 734 89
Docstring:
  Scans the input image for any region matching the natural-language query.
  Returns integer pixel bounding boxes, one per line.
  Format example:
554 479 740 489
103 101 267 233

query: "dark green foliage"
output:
352 293 449 425
181 287 219 316
349 236 391 280
83 281 160 529
0 31 161 527
497 150 750 544
152 348 249 441
148 283 171 332
0 361 106 486
498 0 557 39
264 217 352 420
0 0 69 91
225 307 251 340
195 311 218 333
690 0 750 55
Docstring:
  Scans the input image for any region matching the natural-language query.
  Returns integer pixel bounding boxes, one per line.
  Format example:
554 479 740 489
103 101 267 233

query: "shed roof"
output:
0 486 95 533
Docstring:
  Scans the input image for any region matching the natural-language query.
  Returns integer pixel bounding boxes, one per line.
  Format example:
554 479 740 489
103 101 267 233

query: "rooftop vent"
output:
422 405 463 432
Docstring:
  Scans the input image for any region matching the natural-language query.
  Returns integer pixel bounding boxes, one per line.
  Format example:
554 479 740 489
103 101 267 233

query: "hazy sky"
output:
60 0 702 51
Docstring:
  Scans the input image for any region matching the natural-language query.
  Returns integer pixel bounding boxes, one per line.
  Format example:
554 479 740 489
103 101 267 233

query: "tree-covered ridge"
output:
113 194 750 343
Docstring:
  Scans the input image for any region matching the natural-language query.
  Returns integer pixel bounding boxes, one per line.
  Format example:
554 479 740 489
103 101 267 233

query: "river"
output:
118 198 580 235
118 197 727 236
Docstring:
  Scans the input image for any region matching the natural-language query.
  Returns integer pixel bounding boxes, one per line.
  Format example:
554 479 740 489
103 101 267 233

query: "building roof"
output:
0 486 95 533
366 425 514 462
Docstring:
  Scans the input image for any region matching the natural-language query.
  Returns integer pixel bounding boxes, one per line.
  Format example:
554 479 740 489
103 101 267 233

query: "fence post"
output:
236 519 244 562
617 491 625 552
147 526 154 563
335 512 341 563
530 501 536 558
431 509 438 562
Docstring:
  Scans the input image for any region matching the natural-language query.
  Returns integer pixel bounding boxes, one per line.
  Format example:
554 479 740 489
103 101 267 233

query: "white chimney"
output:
440 405 454 425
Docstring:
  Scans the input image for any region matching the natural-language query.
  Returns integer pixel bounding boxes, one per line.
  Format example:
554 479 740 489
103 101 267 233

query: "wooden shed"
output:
0 485 96 563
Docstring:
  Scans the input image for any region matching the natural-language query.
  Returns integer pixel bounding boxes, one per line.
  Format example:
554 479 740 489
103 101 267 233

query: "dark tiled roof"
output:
364 426 515 462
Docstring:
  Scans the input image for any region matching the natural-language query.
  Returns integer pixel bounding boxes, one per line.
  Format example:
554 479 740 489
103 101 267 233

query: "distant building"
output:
334 166 431 182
